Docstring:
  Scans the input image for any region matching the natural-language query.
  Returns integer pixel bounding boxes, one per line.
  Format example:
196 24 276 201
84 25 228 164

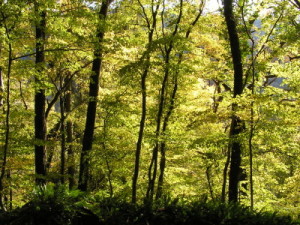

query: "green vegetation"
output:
0 0 299 224
1 184 299 224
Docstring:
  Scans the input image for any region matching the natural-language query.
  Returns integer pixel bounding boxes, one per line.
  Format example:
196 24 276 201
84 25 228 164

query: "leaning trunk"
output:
78 0 112 191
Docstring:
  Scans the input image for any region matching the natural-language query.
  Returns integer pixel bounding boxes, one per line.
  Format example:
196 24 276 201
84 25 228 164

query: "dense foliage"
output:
0 0 299 222
1 184 299 225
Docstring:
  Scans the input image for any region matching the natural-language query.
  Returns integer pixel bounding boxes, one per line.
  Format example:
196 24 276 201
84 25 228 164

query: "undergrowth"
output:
0 185 299 225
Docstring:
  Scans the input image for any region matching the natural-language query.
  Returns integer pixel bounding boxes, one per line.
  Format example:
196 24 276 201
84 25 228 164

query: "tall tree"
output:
0 68 3 107
0 23 12 212
156 2 203 199
146 0 184 201
34 1 47 184
223 0 244 202
78 0 113 191
59 76 66 184
132 0 160 204
66 78 75 189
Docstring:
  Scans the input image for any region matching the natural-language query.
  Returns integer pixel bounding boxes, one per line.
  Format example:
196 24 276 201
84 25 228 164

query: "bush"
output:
94 196 300 225
1 192 299 225
1 183 99 225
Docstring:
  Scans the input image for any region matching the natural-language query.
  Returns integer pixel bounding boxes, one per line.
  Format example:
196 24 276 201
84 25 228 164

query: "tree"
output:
34 1 47 185
223 0 244 202
132 0 160 204
78 0 114 191
0 11 12 211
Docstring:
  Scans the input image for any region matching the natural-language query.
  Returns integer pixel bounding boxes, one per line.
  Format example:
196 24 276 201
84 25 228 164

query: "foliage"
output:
0 183 99 225
91 197 300 225
0 0 298 220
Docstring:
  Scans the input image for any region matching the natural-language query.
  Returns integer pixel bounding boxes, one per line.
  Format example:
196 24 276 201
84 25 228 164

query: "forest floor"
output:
0 191 299 225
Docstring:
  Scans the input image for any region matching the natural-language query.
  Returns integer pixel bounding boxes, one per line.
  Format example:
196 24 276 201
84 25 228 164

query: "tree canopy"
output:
0 0 299 218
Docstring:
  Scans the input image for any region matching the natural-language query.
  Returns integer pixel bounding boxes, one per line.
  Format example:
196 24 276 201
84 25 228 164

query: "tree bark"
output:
78 0 113 191
34 3 47 185
223 0 244 202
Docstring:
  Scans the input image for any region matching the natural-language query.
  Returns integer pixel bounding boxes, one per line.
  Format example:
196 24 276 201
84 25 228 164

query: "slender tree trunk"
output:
0 43 12 211
7 170 12 211
45 122 60 172
221 146 230 202
248 47 255 210
146 0 184 201
66 79 75 189
155 0 203 200
132 1 159 203
249 103 254 208
156 75 178 199
132 67 147 203
34 4 47 185
102 118 113 197
291 0 300 9
212 80 223 113
146 53 171 200
206 165 215 201
224 0 244 202
78 0 113 191
0 67 3 107
60 82 66 184
0 67 2 210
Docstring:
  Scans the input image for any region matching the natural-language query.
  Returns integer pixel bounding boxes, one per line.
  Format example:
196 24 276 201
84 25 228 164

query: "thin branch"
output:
19 81 28 110
291 0 300 8
137 0 151 29
243 10 283 89
186 0 204 38
12 48 89 61
289 55 300 61
45 60 93 118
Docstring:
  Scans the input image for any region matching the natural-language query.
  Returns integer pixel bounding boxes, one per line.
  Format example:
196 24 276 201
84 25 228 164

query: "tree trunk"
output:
156 75 178 199
78 0 113 191
206 166 215 201
146 0 183 201
34 4 47 185
0 67 3 107
60 84 66 184
132 66 147 203
102 118 113 197
228 116 243 202
146 53 171 201
221 146 230 202
131 0 159 203
0 43 12 211
155 3 203 198
66 79 75 189
223 0 244 202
